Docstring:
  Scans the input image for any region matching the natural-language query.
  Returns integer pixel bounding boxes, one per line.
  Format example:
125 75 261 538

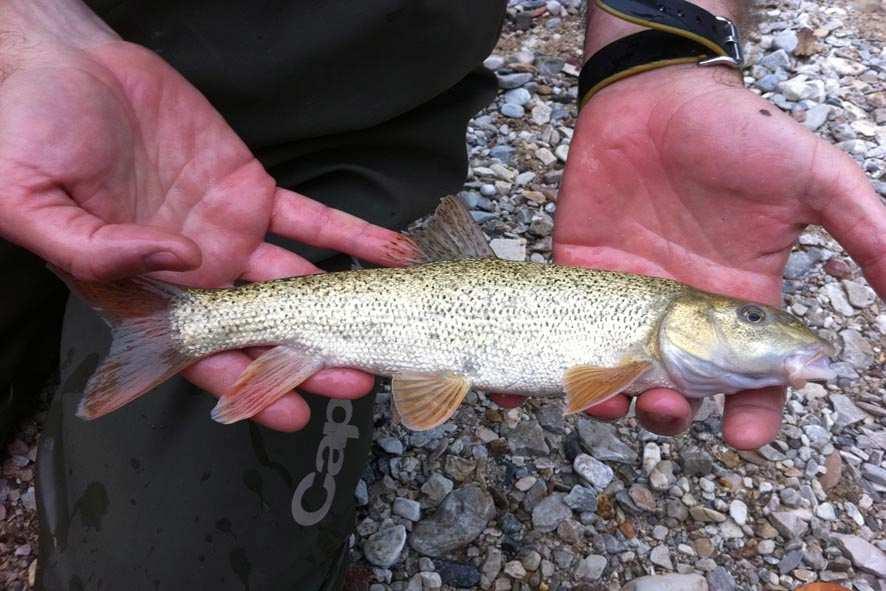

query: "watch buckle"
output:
698 16 744 68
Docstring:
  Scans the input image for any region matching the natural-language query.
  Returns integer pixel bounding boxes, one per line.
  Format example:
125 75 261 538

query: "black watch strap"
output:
578 0 745 107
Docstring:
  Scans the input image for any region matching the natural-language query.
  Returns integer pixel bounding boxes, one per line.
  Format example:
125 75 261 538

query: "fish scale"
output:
173 259 686 395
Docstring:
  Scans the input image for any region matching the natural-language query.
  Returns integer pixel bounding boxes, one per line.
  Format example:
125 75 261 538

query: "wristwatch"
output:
578 0 745 108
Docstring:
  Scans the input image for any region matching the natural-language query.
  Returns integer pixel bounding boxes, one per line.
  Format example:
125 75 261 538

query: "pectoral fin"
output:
563 361 652 415
211 345 324 424
391 372 471 431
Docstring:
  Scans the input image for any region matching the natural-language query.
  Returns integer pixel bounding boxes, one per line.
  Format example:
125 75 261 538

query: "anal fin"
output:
391 372 471 431
563 361 652 415
211 345 324 424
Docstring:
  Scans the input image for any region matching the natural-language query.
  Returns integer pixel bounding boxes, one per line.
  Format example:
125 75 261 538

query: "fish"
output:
53 196 838 431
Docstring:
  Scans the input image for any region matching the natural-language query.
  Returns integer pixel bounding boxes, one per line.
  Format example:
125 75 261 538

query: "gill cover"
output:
658 291 836 397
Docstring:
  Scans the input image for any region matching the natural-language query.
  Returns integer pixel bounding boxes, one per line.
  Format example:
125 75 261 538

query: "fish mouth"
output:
784 343 837 389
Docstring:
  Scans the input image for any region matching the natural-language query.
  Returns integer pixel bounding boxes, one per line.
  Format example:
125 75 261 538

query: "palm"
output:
0 39 411 431
555 67 885 448
1 41 275 286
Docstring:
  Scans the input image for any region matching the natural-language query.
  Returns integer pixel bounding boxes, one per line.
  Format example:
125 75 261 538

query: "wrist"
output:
584 1 743 59
1 0 117 67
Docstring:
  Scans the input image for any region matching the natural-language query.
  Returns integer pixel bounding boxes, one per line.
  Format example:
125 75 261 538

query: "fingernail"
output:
144 250 183 271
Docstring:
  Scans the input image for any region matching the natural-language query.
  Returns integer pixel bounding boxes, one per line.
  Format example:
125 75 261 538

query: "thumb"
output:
2 203 202 281
811 144 886 298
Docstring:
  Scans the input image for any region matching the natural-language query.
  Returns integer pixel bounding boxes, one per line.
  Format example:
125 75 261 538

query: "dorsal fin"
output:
406 196 496 263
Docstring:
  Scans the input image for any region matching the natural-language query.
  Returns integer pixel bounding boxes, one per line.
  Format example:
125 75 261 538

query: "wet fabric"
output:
30 1 506 589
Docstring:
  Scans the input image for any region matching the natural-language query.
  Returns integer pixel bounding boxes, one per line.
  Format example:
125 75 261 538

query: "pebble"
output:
842 279 876 308
833 535 886 578
575 554 607 580
577 419 638 463
706 566 736 591
769 511 809 539
393 497 421 522
489 238 527 261
500 103 525 118
728 500 747 526
622 574 708 591
378 436 404 455
496 72 533 89
573 454 614 489
563 485 597 512
409 485 495 556
821 282 855 316
507 420 549 455
649 545 673 570
531 494 571 533
503 88 532 106
830 394 868 428
363 525 407 567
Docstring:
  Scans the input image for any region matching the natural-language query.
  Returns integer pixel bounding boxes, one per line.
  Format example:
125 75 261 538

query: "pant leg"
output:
37 3 505 588
0 241 67 445
35 74 500 591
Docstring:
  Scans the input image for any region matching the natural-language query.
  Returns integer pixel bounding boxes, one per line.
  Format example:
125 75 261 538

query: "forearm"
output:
584 1 749 59
1 0 116 66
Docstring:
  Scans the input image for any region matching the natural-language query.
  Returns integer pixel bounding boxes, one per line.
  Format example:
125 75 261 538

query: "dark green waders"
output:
20 2 509 589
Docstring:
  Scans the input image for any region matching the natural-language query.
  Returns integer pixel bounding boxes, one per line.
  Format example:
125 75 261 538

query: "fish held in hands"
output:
54 196 838 431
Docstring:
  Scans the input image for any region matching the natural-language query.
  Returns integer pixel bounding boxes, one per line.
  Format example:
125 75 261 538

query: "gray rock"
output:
729 500 747 526
760 49 791 71
489 145 517 164
628 484 657 513
822 282 856 316
529 212 554 236
378 436 404 455
481 548 503 587
564 485 597 512
706 567 736 591
842 280 876 308
507 420 549 456
756 73 782 92
410 485 496 557
803 424 830 449
355 479 369 506
840 328 874 370
689 506 727 523
531 494 571 533
831 394 868 428
364 525 407 567
833 534 886 577
574 454 614 489
484 55 505 70
649 460 676 491
773 29 799 53
489 238 526 262
769 511 809 539
537 57 564 76
778 548 804 574
531 103 552 125
500 103 525 118
575 554 607 580
394 497 422 522
622 574 708 591
784 250 817 278
802 104 831 130
421 473 454 505
503 88 531 106
576 418 637 463
649 545 673 570
496 72 533 89
862 462 886 487
434 559 480 589
682 448 714 476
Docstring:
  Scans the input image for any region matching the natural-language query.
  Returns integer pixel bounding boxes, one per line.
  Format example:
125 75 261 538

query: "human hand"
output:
552 65 885 449
0 0 414 432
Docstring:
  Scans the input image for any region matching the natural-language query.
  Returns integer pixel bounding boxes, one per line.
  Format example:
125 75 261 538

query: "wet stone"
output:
410 485 495 557
531 494 571 533
363 525 407 567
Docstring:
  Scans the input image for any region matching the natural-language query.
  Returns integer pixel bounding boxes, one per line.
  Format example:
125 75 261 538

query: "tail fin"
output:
51 267 195 419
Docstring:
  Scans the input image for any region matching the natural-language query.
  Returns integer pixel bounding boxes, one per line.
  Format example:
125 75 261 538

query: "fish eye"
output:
739 304 767 324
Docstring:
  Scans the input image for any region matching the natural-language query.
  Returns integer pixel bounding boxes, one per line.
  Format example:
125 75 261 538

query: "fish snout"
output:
784 342 837 389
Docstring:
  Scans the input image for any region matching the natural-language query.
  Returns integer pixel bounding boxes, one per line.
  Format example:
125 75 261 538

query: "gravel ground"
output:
2 1 884 590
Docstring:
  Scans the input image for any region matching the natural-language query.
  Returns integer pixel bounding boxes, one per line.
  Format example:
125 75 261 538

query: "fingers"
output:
270 188 421 267
241 242 321 281
721 386 785 450
812 144 886 297
183 352 311 432
0 197 202 281
240 241 377 402
489 393 525 409
583 394 630 421
635 388 698 436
